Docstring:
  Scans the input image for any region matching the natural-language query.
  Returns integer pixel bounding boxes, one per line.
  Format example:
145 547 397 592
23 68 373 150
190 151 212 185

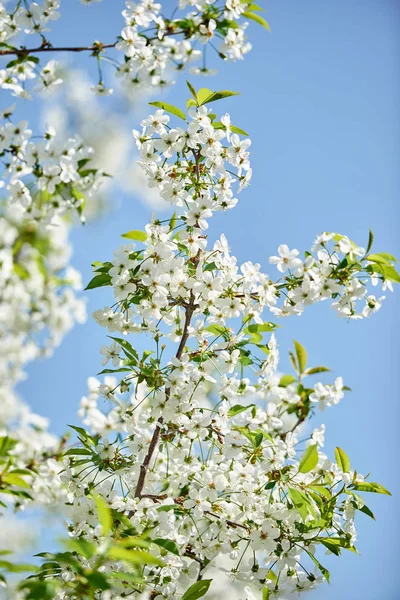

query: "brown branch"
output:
134 291 197 499
0 42 116 57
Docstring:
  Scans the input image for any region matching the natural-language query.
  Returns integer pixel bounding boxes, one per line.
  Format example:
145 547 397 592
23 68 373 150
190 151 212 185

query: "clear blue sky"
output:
11 1 400 598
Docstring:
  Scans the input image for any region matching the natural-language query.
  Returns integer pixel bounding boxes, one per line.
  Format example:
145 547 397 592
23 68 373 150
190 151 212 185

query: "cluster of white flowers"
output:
10 97 393 600
0 0 262 99
1 104 105 224
267 234 392 320
0 214 86 384
113 0 253 95
0 1 62 97
0 212 84 521
0 0 60 41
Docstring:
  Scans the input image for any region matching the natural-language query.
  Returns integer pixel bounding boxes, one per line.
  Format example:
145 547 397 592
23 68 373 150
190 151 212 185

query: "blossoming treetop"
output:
0 2 399 600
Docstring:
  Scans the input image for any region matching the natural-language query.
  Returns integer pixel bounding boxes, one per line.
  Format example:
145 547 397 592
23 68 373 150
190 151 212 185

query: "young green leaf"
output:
365 229 374 255
148 101 186 121
121 229 148 242
196 88 213 105
228 404 255 417
307 551 330 583
85 273 112 290
198 90 239 105
107 546 163 566
181 580 212 600
359 504 376 520
304 366 330 375
242 11 271 31
152 538 180 556
279 374 297 387
352 482 391 495
93 493 112 536
288 488 314 520
186 80 198 102
2 473 30 488
186 97 197 109
335 447 350 473
299 444 319 473
293 340 308 373
366 252 397 264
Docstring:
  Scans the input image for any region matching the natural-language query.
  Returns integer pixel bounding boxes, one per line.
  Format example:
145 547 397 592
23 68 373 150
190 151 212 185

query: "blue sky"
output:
8 0 400 598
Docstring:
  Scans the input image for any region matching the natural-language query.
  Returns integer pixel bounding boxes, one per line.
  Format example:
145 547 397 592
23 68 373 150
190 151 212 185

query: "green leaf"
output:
307 551 330 583
366 252 397 264
85 273 111 290
308 485 331 501
352 482 391 495
293 340 307 373
381 265 400 283
298 444 319 473
304 366 330 375
365 229 374 255
186 97 197 109
93 494 112 536
64 448 92 456
110 571 143 584
121 229 148 242
359 504 376 520
248 3 264 11
262 588 270 600
242 11 271 31
152 538 180 556
0 436 17 456
205 324 226 336
279 374 296 387
106 546 163 566
245 322 278 334
288 488 314 520
228 404 255 417
67 538 96 559
148 101 186 121
186 81 198 102
85 572 110 590
169 212 177 231
231 124 249 136
19 581 57 600
198 90 239 105
116 537 150 549
181 579 212 600
13 263 30 279
213 121 249 136
316 537 357 554
2 473 30 488
196 88 213 105
335 447 350 473
68 425 91 439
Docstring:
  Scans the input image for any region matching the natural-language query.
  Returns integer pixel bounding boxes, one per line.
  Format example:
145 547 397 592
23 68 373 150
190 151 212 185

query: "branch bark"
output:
134 293 197 498
0 42 116 57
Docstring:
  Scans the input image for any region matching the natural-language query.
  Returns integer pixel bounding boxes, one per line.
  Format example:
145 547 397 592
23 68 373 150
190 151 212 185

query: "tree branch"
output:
0 42 116 57
134 292 197 498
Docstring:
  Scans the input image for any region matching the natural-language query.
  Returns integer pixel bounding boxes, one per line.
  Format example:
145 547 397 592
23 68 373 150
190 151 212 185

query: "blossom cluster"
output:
0 214 86 384
0 1 62 97
0 0 266 99
6 94 395 600
1 104 105 224
113 0 254 95
0 212 84 519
